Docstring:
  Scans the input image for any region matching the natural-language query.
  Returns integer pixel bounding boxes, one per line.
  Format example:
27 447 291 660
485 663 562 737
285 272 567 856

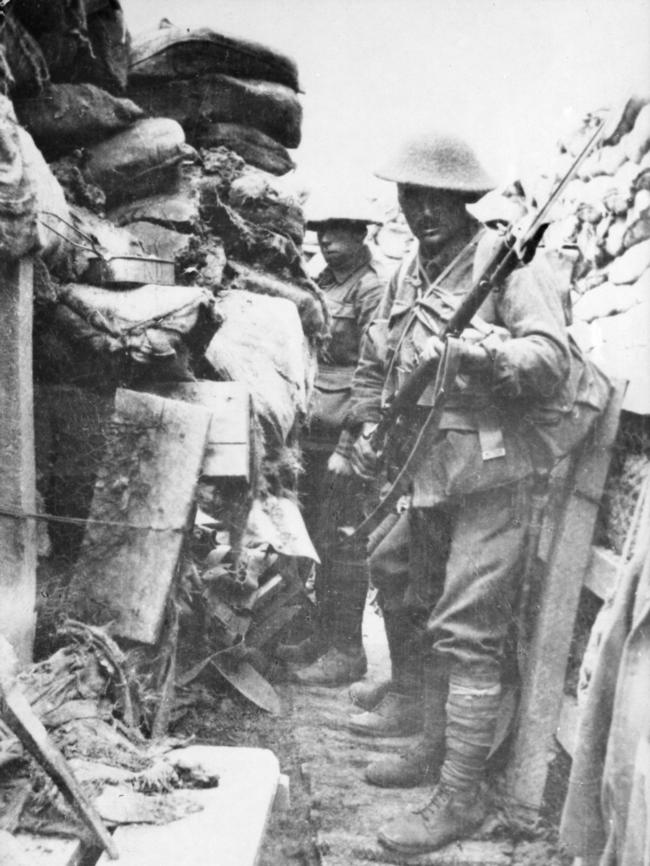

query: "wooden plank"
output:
68 389 211 644
506 380 626 810
584 544 620 601
0 258 36 665
138 381 251 480
96 746 279 866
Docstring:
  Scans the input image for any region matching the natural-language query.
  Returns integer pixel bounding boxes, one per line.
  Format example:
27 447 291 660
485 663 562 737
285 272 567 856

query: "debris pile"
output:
0 623 222 854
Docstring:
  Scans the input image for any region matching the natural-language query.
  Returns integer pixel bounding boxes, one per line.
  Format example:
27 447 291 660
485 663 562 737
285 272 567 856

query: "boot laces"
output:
413 782 452 817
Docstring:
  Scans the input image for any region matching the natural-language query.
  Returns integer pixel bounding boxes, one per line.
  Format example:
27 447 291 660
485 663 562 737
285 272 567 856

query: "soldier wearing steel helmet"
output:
343 132 609 854
276 195 390 686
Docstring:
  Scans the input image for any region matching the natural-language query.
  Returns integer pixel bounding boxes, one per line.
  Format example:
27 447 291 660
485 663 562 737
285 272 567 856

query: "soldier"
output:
277 198 390 686
345 132 609 853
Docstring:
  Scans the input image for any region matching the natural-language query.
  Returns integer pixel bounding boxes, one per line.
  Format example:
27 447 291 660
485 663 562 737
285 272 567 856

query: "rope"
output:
0 504 185 534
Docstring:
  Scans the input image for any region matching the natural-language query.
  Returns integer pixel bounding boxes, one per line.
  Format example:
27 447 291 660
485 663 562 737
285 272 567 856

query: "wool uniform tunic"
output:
308 242 390 455
348 229 609 673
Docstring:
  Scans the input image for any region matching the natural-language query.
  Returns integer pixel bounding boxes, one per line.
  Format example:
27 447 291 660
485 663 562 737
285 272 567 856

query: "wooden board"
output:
68 389 211 644
140 381 251 480
0 258 36 665
96 746 280 866
506 380 626 810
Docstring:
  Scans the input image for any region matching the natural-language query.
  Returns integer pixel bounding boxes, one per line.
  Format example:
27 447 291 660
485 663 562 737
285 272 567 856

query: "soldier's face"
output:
317 222 366 270
398 185 470 259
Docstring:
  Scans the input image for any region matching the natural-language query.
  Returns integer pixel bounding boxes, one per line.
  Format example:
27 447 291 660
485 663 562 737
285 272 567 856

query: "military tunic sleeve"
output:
483 253 571 401
353 269 386 340
346 270 399 426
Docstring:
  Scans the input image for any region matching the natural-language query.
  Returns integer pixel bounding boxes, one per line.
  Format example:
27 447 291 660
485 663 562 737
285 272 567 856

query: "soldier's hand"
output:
350 423 379 480
420 335 445 362
327 452 353 476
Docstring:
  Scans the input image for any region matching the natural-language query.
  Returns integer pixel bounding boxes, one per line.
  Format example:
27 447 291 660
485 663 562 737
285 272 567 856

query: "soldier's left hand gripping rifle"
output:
340 116 608 548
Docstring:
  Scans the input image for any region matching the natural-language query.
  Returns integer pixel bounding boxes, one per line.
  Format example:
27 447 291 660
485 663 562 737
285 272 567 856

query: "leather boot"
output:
348 678 392 710
293 646 367 686
348 691 422 737
377 667 501 854
364 658 448 787
378 781 487 854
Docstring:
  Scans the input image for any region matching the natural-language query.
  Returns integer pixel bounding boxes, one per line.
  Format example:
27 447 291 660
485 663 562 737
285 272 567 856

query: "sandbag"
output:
18 126 71 265
573 272 650 323
44 282 223 385
13 83 144 158
0 97 38 259
201 186 310 284
609 238 650 284
37 1 130 93
10 0 98 37
226 261 327 339
205 289 309 442
129 22 300 92
194 123 295 176
107 161 203 231
197 148 304 243
108 189 201 233
50 154 107 212
1 11 50 95
59 282 220 347
127 74 302 149
82 117 196 206
228 172 305 247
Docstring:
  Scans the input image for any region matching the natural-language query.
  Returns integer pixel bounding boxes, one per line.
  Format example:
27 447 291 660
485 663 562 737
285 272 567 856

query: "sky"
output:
124 0 650 203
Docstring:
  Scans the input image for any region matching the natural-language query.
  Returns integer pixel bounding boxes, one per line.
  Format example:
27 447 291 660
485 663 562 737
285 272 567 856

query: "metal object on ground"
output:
211 656 282 715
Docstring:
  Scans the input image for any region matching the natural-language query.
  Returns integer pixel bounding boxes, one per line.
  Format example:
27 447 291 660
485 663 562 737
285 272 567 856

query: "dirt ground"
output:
171 604 573 866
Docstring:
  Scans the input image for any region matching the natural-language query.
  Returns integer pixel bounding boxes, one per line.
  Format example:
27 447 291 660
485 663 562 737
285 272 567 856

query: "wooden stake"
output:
0 258 36 665
506 381 626 810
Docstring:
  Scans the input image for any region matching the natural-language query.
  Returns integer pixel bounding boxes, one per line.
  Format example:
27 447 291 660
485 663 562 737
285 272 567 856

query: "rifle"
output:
341 115 607 545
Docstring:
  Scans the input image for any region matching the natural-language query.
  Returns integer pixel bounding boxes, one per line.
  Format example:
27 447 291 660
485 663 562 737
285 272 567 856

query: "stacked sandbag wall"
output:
0 8 328 552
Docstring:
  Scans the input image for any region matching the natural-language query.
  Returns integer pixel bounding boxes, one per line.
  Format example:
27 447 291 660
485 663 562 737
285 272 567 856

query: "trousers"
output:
369 480 531 677
301 447 372 648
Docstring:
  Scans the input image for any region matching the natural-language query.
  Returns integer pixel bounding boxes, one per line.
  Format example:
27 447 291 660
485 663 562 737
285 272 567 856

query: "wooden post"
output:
506 381 626 810
0 258 36 665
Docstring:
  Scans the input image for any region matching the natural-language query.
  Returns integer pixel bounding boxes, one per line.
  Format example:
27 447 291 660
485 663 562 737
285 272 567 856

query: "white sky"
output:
124 0 650 201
